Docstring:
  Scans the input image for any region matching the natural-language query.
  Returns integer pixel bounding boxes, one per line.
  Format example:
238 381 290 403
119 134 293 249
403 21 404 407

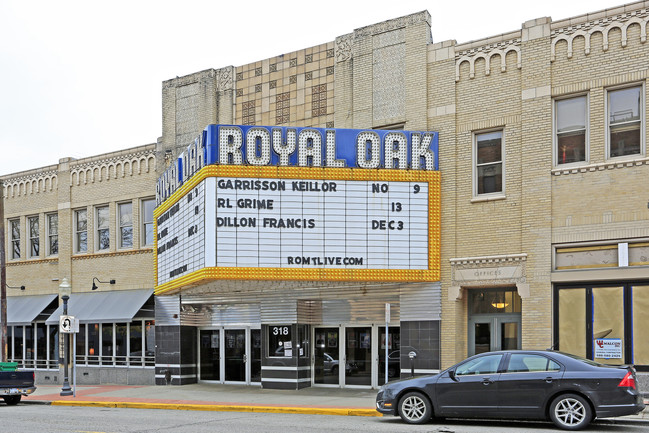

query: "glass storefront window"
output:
632 285 649 365
102 324 114 364
88 323 100 365
558 288 587 358
115 323 127 365
7 326 13 360
130 322 143 366
36 323 47 366
145 320 155 366
24 325 34 367
49 325 59 367
556 283 648 367
592 287 625 365
75 324 86 364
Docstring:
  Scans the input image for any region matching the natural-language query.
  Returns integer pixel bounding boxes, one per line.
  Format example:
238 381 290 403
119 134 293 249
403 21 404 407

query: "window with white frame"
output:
555 95 587 165
10 218 20 259
74 208 87 253
74 320 155 367
28 216 39 258
47 213 58 256
118 202 133 249
142 199 155 247
96 205 110 250
608 86 643 158
474 130 503 196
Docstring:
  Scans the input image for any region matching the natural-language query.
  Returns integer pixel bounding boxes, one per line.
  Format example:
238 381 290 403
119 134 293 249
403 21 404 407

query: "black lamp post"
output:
59 278 72 396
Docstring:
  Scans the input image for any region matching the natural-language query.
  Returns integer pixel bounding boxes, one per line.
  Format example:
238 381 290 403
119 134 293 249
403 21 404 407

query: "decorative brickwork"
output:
275 92 290 124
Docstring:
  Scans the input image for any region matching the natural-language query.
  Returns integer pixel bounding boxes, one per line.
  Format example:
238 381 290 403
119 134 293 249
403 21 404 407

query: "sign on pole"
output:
59 316 78 334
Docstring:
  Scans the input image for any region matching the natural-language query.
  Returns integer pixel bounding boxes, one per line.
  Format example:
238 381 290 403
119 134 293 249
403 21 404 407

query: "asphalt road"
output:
1 405 646 433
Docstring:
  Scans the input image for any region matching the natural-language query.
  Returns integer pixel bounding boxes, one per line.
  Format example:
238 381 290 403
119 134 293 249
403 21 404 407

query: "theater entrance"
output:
312 325 400 388
198 327 261 384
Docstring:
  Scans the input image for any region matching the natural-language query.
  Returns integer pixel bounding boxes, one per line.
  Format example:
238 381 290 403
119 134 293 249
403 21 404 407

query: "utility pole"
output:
1 179 7 362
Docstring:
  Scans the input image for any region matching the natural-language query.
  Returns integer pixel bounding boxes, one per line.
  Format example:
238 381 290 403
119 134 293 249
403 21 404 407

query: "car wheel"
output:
398 392 432 424
549 394 592 430
3 395 21 406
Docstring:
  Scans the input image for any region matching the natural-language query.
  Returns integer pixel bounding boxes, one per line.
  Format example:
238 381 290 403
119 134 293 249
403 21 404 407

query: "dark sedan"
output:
376 350 645 430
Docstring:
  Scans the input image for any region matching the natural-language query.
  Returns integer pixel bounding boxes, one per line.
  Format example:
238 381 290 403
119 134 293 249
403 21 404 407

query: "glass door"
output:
468 317 521 356
378 326 400 386
313 327 340 385
224 329 246 382
345 327 372 387
199 329 220 381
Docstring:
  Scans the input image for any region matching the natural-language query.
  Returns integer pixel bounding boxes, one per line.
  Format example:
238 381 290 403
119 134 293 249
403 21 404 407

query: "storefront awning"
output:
45 289 153 325
6 294 59 326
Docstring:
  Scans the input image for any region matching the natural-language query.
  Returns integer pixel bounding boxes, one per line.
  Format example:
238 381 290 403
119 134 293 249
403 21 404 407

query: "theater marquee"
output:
154 125 440 294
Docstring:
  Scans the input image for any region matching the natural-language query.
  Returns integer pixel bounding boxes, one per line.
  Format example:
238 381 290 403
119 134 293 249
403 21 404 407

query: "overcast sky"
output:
0 0 621 176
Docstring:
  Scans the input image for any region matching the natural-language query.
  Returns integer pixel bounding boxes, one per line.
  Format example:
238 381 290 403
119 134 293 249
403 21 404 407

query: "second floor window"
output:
75 209 87 253
96 206 110 251
118 202 133 249
142 199 155 246
47 213 58 256
28 216 39 258
556 95 587 165
10 219 20 259
608 86 642 158
475 131 503 196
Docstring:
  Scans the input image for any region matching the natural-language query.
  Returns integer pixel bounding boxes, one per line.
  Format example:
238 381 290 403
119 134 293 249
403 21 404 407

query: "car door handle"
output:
545 377 553 383
482 378 494 385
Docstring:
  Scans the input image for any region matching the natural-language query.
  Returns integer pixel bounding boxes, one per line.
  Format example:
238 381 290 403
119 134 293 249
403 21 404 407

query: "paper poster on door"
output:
381 334 392 350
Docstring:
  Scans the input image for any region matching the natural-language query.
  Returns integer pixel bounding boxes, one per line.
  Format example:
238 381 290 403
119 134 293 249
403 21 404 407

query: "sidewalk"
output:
22 383 380 417
20 383 649 423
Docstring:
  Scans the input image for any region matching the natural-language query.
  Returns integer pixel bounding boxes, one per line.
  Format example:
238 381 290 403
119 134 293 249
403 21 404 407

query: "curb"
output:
48 401 381 417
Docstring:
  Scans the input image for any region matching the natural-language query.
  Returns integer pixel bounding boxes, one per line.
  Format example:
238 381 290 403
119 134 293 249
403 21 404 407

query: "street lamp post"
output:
59 278 72 396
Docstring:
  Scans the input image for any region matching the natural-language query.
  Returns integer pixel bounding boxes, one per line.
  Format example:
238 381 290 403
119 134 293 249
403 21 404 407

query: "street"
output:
1 405 646 433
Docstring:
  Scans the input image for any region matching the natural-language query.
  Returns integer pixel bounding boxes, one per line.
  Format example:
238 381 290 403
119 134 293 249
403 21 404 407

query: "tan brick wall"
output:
433 5 649 368
3 145 157 296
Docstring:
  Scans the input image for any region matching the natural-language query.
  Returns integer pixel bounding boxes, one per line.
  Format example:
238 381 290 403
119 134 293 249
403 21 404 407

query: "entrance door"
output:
468 317 521 356
313 327 340 385
345 327 372 387
199 329 220 381
198 327 260 384
224 329 246 382
467 288 522 356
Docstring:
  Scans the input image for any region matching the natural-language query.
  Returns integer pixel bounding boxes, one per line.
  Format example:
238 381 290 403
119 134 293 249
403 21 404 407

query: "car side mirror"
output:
448 369 458 382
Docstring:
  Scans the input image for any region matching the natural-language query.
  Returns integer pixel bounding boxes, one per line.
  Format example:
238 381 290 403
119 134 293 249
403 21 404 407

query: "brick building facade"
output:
3 1 649 388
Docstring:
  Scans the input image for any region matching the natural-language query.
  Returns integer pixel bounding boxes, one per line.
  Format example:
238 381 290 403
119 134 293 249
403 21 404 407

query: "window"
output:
75 320 154 367
456 353 503 375
142 199 155 246
96 206 110 250
118 202 133 249
268 325 292 357
47 213 58 256
555 283 649 367
28 216 39 258
474 131 503 195
608 86 643 158
75 209 87 253
10 219 20 259
556 95 587 165
505 354 561 373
